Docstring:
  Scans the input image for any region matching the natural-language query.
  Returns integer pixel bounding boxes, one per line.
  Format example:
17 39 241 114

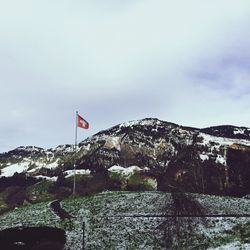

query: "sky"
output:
1 0 250 152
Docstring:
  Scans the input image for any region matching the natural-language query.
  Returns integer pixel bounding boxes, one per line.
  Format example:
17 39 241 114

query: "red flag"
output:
77 114 89 129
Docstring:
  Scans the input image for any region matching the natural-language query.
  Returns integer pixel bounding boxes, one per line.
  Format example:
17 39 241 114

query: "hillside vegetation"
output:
0 191 249 249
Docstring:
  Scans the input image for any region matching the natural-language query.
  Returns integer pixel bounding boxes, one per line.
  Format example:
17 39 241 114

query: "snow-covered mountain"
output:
1 118 250 248
201 125 250 140
1 118 250 200
0 145 74 180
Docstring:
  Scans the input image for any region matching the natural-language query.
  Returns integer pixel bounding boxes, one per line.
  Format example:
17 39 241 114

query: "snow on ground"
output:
62 192 250 249
64 169 91 178
216 155 227 165
108 165 147 178
0 192 249 250
199 133 250 147
15 146 42 152
233 128 245 135
43 160 59 169
0 162 30 177
26 159 59 175
54 144 74 153
81 143 91 151
34 175 58 181
197 132 250 166
114 119 166 133
0 157 60 177
208 241 250 250
119 119 156 128
27 161 45 173
200 154 209 161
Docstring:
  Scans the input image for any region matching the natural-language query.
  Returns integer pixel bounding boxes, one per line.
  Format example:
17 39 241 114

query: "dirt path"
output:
49 200 73 219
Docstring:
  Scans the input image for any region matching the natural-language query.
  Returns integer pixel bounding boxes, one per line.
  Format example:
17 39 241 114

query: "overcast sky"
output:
1 0 250 152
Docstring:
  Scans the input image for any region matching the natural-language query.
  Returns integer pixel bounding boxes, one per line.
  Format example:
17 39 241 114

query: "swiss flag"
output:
77 114 89 129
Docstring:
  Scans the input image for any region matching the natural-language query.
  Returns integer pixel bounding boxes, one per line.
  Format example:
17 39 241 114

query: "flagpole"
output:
73 111 78 196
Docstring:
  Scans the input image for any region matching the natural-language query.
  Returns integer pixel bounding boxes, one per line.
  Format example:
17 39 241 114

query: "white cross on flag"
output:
77 114 89 129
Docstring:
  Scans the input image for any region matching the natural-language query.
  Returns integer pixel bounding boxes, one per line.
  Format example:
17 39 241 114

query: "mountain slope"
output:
201 125 250 140
0 118 250 205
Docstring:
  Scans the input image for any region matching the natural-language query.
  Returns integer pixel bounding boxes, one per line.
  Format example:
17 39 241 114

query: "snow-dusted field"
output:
0 192 249 249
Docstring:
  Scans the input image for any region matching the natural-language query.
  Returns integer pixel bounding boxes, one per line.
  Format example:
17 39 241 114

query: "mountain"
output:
201 125 250 140
0 118 250 212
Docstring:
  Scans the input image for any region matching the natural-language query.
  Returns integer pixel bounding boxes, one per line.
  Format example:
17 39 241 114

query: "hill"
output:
0 191 249 249
0 118 250 213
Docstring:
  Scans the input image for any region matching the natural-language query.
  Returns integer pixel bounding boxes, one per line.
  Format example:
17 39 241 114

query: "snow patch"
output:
64 169 91 178
208 241 250 250
233 128 245 135
54 144 74 153
216 155 226 165
84 144 91 151
199 133 250 147
15 146 42 152
198 132 250 166
26 160 59 174
0 162 30 177
199 154 209 161
35 175 58 181
108 165 146 178
118 119 163 129
27 161 46 173
44 160 59 169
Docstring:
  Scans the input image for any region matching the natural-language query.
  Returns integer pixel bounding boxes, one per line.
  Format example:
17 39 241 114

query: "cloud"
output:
1 0 250 151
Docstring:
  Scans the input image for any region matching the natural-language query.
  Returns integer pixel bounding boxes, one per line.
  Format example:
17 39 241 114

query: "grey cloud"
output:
1 1 250 152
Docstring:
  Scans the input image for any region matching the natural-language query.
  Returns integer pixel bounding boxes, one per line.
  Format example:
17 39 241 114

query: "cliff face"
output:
74 118 250 196
1 118 250 197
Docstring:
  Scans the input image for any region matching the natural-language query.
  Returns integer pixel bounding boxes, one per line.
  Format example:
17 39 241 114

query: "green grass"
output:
206 222 250 248
0 191 250 249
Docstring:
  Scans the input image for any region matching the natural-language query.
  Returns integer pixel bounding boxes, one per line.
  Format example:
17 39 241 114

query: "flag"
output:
77 114 89 129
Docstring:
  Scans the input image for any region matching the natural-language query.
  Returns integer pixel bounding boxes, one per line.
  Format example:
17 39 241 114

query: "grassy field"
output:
0 191 249 249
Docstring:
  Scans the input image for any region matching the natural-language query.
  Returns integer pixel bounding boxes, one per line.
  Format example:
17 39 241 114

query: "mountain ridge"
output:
1 118 250 154
0 118 250 213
